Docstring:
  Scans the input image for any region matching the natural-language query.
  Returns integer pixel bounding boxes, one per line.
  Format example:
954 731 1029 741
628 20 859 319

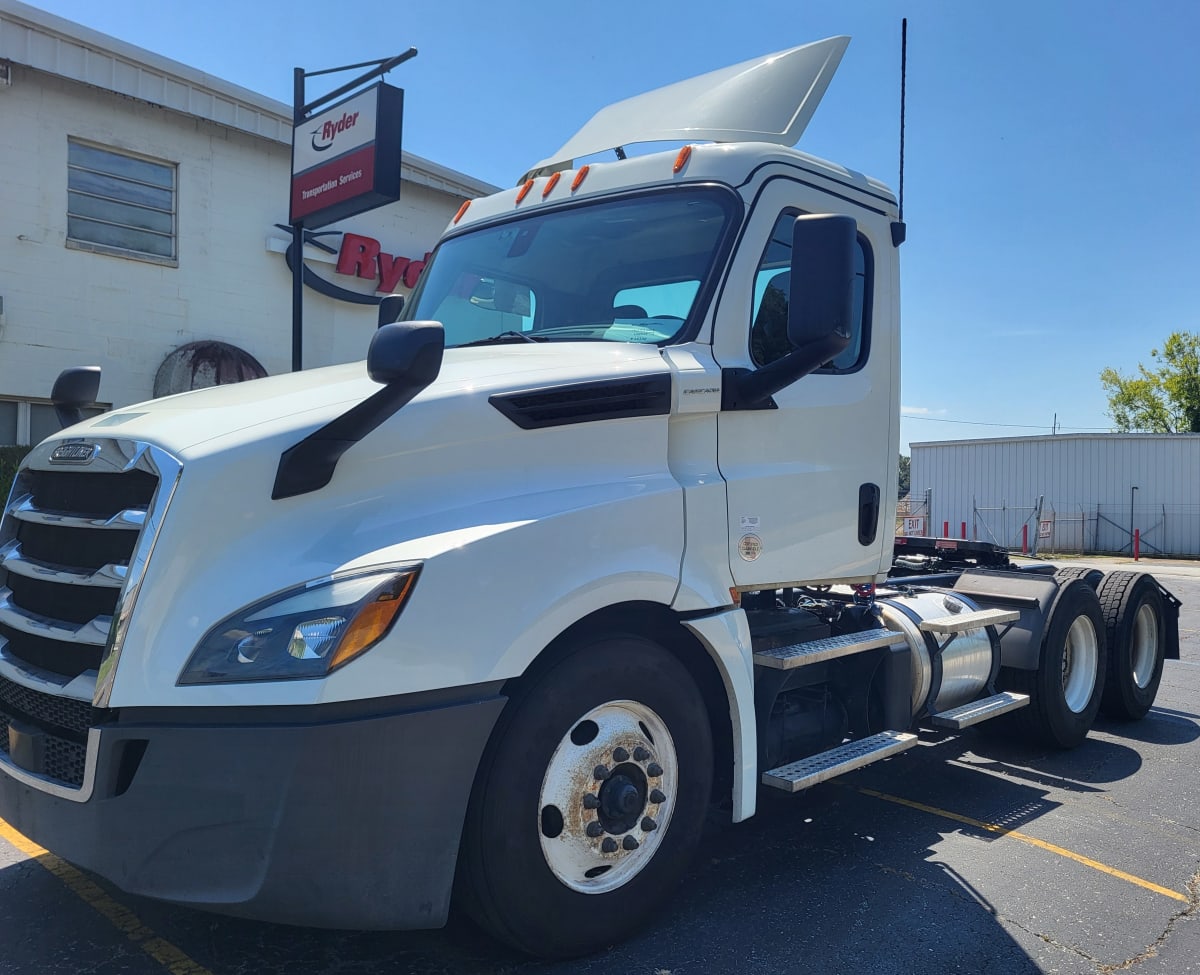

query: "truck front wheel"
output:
458 634 713 958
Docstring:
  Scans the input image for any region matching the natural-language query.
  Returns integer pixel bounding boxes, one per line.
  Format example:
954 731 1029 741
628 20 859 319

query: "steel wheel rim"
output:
1131 602 1159 689
537 700 676 894
1061 615 1099 713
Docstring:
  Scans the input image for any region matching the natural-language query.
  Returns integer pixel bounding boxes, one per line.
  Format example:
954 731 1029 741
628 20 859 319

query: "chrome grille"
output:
0 438 180 791
0 467 149 680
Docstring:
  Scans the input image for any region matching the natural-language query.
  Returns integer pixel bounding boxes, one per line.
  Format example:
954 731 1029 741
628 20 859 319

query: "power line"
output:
901 414 1113 431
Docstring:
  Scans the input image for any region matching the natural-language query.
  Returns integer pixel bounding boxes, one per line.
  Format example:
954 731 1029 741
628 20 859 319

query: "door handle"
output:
858 483 881 545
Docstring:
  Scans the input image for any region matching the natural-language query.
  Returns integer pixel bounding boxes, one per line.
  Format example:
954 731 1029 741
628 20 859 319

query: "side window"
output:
749 211 871 372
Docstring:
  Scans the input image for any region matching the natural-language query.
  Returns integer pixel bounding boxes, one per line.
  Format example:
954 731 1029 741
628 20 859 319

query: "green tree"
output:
1101 331 1200 433
0 446 31 502
898 454 911 496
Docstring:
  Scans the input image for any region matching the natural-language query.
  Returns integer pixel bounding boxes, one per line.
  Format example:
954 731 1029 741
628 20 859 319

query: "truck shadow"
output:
4 708 1194 975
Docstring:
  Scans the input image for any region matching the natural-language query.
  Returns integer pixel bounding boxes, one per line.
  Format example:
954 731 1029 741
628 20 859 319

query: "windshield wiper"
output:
456 331 546 348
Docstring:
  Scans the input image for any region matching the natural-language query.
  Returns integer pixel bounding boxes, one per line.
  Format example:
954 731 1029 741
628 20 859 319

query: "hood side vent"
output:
490 374 672 430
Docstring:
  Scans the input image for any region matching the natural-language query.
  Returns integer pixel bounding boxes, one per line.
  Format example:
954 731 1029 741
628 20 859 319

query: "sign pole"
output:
288 51 414 373
291 67 305 372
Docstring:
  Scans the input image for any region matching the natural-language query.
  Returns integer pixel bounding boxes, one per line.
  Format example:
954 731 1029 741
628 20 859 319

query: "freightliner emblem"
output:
49 442 99 464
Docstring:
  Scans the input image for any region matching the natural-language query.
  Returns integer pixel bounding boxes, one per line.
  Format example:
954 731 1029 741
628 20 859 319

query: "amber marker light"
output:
542 172 562 197
570 165 590 191
329 571 418 670
453 200 471 224
673 145 693 174
516 179 535 204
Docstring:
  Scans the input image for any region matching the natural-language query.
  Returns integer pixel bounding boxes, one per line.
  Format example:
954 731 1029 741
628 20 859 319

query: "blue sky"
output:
23 0 1200 452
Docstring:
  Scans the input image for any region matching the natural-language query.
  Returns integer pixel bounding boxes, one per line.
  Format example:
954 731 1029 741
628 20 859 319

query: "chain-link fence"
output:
1023 503 1200 557
896 490 931 537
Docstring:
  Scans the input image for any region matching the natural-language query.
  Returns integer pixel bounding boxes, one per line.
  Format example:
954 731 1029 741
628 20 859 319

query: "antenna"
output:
899 18 907 223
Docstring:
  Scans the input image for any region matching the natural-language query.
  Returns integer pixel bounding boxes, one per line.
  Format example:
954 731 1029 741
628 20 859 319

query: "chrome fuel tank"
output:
877 591 996 717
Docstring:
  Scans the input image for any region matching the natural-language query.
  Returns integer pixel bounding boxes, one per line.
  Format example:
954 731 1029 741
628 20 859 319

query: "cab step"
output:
918 608 1020 635
929 691 1030 730
761 730 918 792
753 629 907 670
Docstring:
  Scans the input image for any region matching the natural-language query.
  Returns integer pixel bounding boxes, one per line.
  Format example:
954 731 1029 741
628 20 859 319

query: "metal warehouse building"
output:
908 434 1200 557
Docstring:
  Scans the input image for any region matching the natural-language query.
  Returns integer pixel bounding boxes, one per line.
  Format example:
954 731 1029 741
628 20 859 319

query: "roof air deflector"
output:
523 36 850 180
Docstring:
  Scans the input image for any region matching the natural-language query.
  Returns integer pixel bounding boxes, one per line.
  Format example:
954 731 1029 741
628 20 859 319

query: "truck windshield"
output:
405 188 736 348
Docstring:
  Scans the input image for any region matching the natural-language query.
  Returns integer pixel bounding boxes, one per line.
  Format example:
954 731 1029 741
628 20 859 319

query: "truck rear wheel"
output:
458 634 713 958
1097 572 1166 721
1006 579 1107 748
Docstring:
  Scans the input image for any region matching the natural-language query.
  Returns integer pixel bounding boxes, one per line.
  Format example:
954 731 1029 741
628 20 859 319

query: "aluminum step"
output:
929 691 1030 730
753 629 907 670
918 608 1020 635
761 731 918 792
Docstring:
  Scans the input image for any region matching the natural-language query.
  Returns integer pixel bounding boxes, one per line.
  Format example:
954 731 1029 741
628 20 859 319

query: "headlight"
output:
178 565 420 685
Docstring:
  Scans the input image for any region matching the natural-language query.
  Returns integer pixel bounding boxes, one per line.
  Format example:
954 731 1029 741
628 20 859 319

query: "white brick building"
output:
0 0 496 445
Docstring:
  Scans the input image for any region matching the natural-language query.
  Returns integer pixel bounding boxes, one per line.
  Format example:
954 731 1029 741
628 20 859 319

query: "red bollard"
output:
1134 529 1140 561
961 522 967 540
943 521 949 538
1022 524 1029 554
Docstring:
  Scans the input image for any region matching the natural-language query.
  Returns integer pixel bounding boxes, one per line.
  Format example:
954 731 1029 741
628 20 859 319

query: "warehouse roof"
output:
912 433 1200 449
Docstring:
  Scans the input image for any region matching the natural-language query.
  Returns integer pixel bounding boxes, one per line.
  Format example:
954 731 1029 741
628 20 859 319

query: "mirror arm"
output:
272 326 443 500
272 380 421 500
721 330 850 411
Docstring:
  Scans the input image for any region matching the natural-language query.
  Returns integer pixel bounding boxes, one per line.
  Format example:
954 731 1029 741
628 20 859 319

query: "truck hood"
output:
67 342 667 457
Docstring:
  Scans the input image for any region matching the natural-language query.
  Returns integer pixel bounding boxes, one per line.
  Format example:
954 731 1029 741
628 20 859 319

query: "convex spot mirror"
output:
368 321 445 386
787 213 856 357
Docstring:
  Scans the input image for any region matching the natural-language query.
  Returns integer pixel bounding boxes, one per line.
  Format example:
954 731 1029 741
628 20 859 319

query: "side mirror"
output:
377 294 405 329
51 366 101 429
721 214 857 411
367 321 445 386
787 213 856 352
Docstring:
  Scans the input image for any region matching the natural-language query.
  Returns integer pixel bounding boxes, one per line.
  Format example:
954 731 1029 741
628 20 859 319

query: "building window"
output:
67 140 177 262
0 399 110 447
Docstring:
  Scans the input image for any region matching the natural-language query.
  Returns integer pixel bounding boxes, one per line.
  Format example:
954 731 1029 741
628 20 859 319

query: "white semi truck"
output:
0 37 1181 958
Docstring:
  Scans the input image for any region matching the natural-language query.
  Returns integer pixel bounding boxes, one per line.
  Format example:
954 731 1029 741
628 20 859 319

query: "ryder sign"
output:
290 83 404 228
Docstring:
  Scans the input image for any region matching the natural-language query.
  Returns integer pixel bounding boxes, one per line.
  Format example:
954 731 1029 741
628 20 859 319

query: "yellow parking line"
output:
855 787 1190 904
0 816 215 975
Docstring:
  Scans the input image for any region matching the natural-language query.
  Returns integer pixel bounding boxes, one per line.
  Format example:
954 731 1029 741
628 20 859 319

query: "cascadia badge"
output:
50 441 99 464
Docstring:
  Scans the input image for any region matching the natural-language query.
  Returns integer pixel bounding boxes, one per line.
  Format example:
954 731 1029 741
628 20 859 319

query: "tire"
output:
1097 572 1166 721
1053 566 1103 588
1006 579 1107 748
458 634 713 958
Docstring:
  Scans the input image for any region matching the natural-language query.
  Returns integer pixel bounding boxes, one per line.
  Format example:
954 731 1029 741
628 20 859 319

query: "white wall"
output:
910 434 1200 555
0 62 466 419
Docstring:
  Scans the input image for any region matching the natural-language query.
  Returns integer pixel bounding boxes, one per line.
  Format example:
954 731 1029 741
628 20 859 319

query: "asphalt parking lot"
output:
2 557 1198 975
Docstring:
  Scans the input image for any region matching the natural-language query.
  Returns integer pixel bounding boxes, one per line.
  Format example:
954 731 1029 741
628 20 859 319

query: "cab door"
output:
711 179 898 588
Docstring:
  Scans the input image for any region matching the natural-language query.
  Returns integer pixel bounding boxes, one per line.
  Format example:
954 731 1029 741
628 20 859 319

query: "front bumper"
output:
0 686 506 929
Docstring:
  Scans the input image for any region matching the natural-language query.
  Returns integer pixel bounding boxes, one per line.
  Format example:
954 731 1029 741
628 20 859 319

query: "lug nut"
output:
646 762 663 777
582 793 600 810
641 816 657 831
601 837 618 853
613 746 630 763
649 789 666 804
622 835 640 851
633 746 651 762
586 822 604 838
593 765 610 781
